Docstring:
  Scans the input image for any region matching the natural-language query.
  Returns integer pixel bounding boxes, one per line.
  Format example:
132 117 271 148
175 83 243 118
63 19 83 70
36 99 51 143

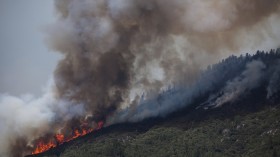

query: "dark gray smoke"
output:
0 0 280 156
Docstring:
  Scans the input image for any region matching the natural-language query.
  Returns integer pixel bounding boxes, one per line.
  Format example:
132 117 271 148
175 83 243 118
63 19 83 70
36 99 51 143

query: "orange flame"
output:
32 121 104 155
32 141 56 155
55 134 64 144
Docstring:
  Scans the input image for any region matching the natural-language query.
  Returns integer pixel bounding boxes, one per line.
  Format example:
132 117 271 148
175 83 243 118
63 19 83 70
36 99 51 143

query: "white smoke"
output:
0 81 85 157
0 88 54 156
209 60 266 108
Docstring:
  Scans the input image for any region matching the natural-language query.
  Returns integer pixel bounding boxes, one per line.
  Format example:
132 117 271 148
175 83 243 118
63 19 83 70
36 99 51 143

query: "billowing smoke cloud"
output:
47 0 280 121
0 0 280 156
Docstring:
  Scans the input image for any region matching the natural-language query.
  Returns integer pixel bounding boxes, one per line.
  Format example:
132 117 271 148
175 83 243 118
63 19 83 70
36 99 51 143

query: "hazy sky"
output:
0 0 61 96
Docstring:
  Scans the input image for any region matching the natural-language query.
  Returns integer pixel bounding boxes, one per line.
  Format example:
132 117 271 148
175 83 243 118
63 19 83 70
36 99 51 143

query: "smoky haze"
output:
0 0 280 157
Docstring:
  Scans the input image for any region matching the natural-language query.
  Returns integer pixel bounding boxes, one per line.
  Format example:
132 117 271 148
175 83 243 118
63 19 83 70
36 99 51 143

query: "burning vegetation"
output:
32 121 104 154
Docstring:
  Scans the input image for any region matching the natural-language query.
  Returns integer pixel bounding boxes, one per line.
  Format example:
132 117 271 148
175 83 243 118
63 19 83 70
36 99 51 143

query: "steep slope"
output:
27 88 280 157
57 106 280 157
28 104 280 157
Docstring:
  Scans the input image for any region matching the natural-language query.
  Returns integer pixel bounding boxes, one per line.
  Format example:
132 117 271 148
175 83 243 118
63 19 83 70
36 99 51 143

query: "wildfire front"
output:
31 121 104 155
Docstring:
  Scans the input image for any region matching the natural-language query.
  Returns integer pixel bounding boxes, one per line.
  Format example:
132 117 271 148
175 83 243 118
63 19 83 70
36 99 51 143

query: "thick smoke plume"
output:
0 0 280 156
48 0 280 121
